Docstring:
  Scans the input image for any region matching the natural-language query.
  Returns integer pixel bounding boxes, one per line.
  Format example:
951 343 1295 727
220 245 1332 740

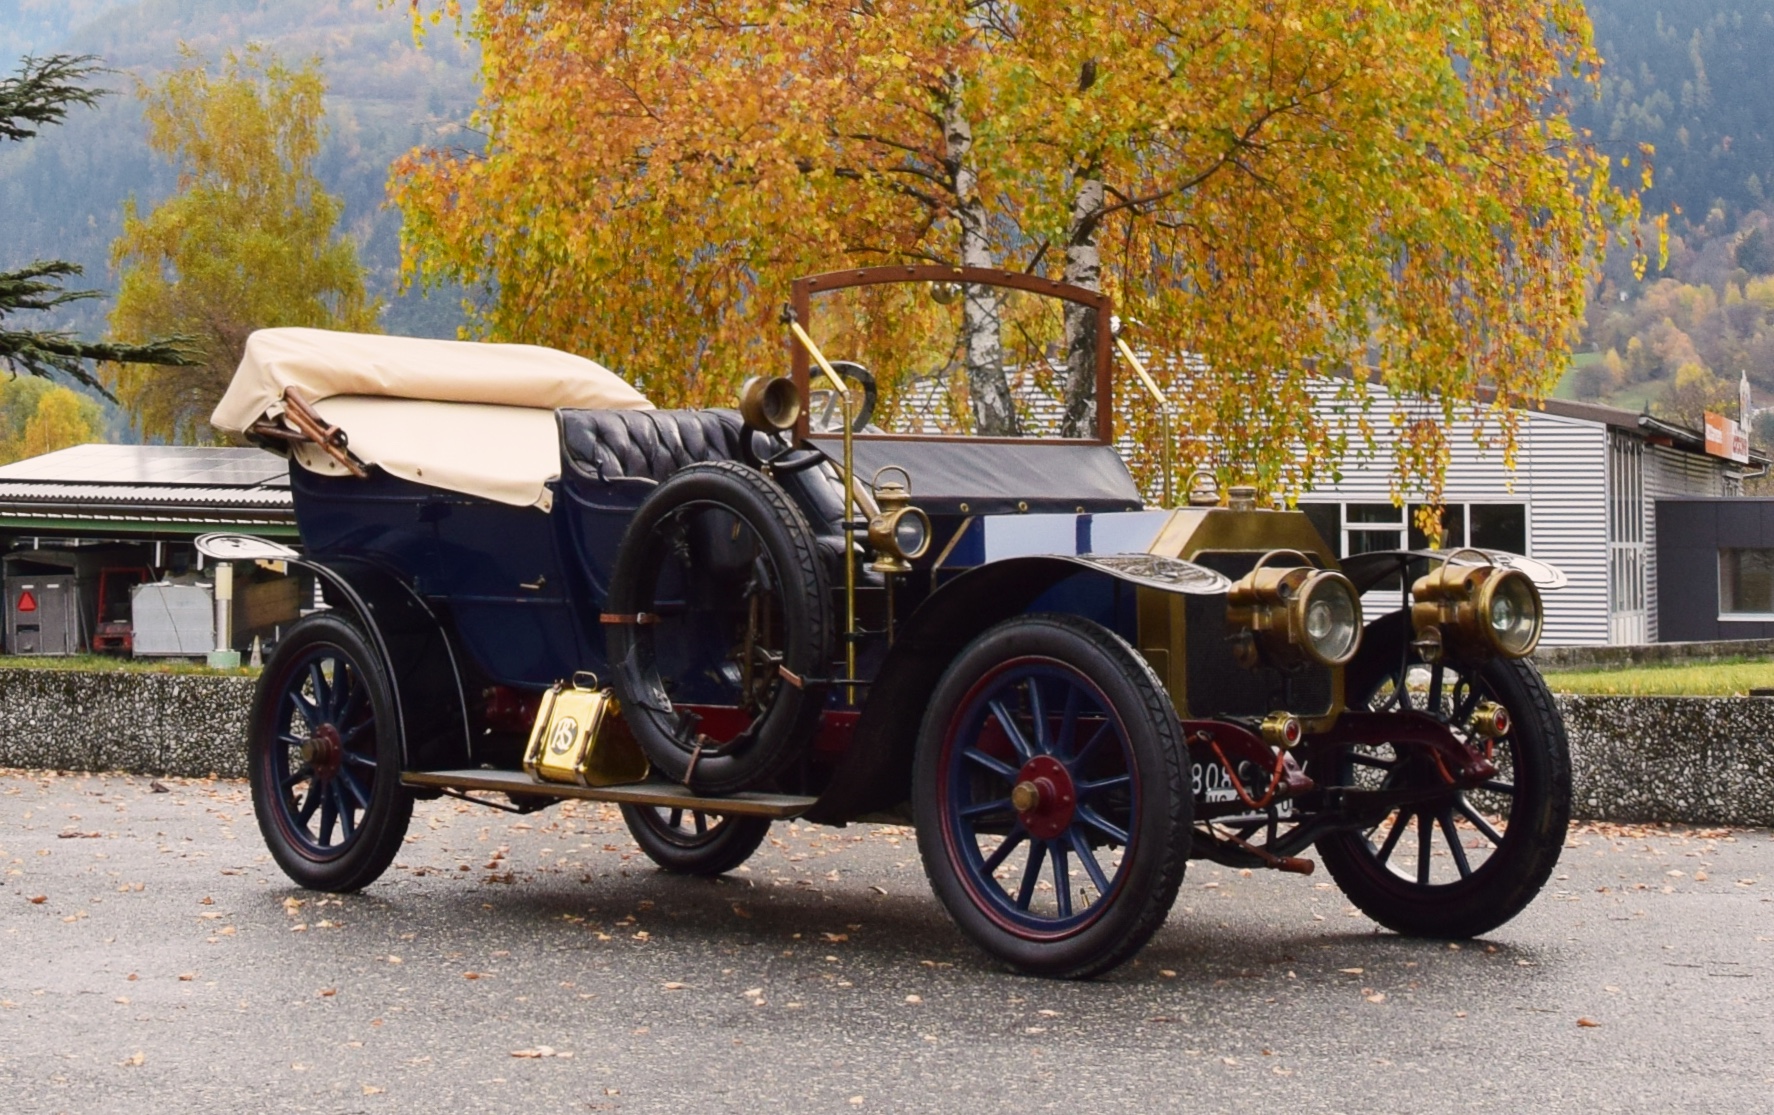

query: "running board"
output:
400 768 817 819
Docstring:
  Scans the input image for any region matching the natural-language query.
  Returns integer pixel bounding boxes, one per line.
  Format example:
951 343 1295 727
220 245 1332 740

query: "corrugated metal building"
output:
1296 393 1763 647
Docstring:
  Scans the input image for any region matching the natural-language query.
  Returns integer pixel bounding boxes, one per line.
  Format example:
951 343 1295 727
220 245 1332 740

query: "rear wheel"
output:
248 613 412 892
1316 615 1570 937
914 614 1191 979
620 804 771 875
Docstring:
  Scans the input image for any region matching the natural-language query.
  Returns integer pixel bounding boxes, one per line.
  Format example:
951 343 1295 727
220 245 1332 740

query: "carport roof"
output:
0 445 295 537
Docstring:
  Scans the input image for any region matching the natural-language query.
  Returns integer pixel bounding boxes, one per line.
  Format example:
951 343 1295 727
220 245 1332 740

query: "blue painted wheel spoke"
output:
1416 812 1433 885
988 700 1035 761
336 783 356 841
1067 828 1112 896
1437 809 1472 878
1478 779 1515 796
1014 841 1048 910
287 690 320 730
963 748 1019 780
1069 719 1114 770
667 808 684 829
338 767 371 810
295 784 323 826
1054 686 1081 758
693 812 708 837
318 790 338 846
959 797 1014 820
276 732 306 751
329 663 356 721
1077 773 1131 797
1026 679 1049 753
281 764 313 791
341 749 377 769
1373 808 1411 861
1456 798 1505 846
1051 844 1073 918
980 829 1026 875
1074 805 1128 846
307 662 330 718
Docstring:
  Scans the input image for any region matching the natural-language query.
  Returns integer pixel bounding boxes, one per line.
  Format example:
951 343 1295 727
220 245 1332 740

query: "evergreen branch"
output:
0 55 107 143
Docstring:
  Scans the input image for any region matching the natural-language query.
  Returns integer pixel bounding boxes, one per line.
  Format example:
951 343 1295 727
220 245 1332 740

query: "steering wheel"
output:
823 360 877 433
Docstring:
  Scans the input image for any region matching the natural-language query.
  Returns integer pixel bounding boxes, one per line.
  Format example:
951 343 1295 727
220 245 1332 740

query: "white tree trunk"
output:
1060 174 1103 439
944 74 1016 437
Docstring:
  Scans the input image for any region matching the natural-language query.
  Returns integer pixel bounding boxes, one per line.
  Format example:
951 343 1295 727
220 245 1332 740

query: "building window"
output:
1346 503 1402 555
1408 503 1466 550
1719 548 1774 617
1470 504 1527 554
1298 501 1528 559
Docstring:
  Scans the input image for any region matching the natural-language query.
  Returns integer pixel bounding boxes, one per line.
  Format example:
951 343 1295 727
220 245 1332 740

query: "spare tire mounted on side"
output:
605 461 833 795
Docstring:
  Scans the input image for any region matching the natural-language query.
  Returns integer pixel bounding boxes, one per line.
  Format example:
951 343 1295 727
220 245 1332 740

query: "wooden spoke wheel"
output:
914 614 1191 979
1316 615 1570 938
249 613 412 892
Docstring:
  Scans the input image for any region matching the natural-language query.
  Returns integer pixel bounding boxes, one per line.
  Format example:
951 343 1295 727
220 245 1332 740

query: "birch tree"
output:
395 1 1638 505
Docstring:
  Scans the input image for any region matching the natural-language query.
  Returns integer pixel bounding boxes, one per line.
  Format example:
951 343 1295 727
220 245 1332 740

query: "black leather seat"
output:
559 408 746 483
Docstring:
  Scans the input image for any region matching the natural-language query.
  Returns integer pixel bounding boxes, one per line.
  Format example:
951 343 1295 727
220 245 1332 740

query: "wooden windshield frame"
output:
789 265 1115 445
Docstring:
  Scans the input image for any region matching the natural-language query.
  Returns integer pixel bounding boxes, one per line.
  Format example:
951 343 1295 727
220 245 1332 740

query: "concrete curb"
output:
1 669 1770 827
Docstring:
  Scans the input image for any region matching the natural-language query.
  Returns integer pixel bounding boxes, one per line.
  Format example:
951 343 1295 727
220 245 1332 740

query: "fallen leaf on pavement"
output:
123 1052 144 1066
362 1085 385 1095
1577 1018 1601 1028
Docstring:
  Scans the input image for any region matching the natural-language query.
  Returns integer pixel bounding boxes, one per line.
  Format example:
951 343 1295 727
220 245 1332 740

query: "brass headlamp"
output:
866 466 931 575
1225 550 1362 670
1410 549 1543 660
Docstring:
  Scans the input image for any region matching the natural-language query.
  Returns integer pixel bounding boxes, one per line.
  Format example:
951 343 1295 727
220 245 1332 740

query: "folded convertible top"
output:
212 328 653 509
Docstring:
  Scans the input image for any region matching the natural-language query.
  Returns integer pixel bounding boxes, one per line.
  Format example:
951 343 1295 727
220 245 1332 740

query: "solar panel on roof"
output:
0 445 289 488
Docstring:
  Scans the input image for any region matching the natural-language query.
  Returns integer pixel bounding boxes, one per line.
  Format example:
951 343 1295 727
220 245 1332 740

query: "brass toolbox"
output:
522 675 650 787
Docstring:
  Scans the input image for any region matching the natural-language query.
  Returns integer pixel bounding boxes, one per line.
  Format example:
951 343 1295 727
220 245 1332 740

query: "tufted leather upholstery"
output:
559 408 747 483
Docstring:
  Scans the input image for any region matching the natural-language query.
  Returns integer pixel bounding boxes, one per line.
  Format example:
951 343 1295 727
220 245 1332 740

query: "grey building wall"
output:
1302 393 1611 645
1655 498 1774 641
1641 445 1740 642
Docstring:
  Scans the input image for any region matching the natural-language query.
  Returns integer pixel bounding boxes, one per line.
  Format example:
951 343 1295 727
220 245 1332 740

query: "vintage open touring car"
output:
206 266 1571 978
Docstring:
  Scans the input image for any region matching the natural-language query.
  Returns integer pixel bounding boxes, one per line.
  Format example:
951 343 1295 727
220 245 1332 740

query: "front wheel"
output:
620 804 771 875
248 613 413 892
1315 616 1570 937
913 614 1192 979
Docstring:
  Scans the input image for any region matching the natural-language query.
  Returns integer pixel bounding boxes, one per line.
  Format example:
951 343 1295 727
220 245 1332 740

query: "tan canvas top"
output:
211 328 653 509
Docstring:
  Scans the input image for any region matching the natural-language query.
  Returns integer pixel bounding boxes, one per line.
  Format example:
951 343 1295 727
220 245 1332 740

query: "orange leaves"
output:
394 1 1627 503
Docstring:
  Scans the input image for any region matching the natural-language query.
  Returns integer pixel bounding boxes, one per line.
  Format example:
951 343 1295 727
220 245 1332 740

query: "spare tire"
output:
605 461 834 794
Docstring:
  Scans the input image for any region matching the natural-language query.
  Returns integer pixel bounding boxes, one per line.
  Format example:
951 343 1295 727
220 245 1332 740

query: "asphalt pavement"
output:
1 769 1770 1115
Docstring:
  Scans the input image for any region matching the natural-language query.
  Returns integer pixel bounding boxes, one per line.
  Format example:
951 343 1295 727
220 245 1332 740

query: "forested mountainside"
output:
1570 0 1774 221
0 0 478 349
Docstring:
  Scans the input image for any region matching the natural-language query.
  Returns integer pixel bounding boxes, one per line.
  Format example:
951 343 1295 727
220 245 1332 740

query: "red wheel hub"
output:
301 723 344 781
1011 754 1076 840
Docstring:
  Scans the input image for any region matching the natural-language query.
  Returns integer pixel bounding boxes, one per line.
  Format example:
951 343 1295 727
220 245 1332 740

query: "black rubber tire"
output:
248 612 413 892
1315 612 1571 937
913 614 1192 979
620 803 772 876
605 461 833 795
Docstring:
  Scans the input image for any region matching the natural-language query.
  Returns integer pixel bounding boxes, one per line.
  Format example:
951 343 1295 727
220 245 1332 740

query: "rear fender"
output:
804 553 1228 823
301 556 472 772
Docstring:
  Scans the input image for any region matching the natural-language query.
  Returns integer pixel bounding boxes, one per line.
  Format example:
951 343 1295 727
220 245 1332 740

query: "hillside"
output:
0 0 479 357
